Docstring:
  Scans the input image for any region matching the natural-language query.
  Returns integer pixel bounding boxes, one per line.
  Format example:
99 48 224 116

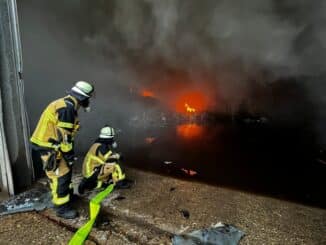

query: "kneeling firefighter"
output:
30 81 95 219
78 126 125 194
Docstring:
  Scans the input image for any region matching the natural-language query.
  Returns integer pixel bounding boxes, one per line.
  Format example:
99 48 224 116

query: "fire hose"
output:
68 183 115 245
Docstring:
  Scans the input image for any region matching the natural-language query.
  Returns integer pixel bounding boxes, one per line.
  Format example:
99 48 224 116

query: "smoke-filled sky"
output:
18 0 326 148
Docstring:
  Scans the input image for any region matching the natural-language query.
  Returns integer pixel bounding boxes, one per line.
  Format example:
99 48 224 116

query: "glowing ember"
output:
145 137 156 144
181 168 198 176
141 90 155 98
185 103 196 113
177 123 204 139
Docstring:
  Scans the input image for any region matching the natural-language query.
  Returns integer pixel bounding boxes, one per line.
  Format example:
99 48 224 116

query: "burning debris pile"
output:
129 82 216 128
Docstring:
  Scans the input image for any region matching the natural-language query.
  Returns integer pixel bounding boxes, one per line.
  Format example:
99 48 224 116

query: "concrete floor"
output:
0 167 325 244
93 168 326 244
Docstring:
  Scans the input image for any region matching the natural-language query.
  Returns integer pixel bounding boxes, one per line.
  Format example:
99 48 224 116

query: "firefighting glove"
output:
93 166 102 177
114 153 122 160
94 166 101 173
41 151 57 171
62 150 76 167
113 153 124 161
70 156 78 166
106 153 122 163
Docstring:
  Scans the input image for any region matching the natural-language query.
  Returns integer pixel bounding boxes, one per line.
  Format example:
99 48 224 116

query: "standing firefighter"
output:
30 81 94 219
78 126 125 194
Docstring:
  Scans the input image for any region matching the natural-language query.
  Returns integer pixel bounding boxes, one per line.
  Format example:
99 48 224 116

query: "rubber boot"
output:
78 178 87 195
78 176 97 195
56 203 78 219
69 188 79 202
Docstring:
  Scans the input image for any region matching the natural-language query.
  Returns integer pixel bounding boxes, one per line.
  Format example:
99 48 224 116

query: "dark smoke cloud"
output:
70 0 326 123
18 0 326 148
68 0 326 77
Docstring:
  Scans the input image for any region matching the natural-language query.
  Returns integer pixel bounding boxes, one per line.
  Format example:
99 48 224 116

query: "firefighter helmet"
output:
99 126 115 139
71 81 94 100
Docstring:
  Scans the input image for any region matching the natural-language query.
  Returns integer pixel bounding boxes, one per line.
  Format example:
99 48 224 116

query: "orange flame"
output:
175 91 206 114
141 90 155 98
185 103 196 113
177 123 204 139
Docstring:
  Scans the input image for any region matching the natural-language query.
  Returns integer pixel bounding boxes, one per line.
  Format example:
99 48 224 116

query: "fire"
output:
141 90 154 98
185 103 196 113
177 123 204 139
175 91 207 114
181 168 197 176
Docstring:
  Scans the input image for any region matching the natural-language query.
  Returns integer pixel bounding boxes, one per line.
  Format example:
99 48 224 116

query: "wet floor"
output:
119 119 326 208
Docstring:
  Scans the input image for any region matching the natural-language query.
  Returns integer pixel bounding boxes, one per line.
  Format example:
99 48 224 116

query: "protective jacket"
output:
30 95 80 157
81 139 125 189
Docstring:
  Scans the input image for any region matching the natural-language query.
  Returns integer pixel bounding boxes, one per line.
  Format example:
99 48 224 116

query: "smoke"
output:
69 0 326 76
71 0 326 119
18 0 326 148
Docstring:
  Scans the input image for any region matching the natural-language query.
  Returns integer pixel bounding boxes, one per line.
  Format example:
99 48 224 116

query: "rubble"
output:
0 186 51 216
180 209 190 219
172 223 245 245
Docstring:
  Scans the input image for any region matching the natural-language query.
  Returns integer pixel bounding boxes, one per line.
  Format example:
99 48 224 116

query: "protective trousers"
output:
34 149 73 206
79 163 124 192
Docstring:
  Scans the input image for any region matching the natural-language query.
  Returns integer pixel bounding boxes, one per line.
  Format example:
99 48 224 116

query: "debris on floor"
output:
172 223 245 245
114 196 126 201
162 161 199 178
0 187 51 216
180 209 190 219
170 187 176 192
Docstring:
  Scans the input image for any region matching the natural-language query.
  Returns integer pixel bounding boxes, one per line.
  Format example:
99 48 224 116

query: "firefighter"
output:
30 81 94 219
78 126 125 194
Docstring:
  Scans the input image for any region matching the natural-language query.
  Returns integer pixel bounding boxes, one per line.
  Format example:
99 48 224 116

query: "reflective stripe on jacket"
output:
30 96 79 152
82 143 112 178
